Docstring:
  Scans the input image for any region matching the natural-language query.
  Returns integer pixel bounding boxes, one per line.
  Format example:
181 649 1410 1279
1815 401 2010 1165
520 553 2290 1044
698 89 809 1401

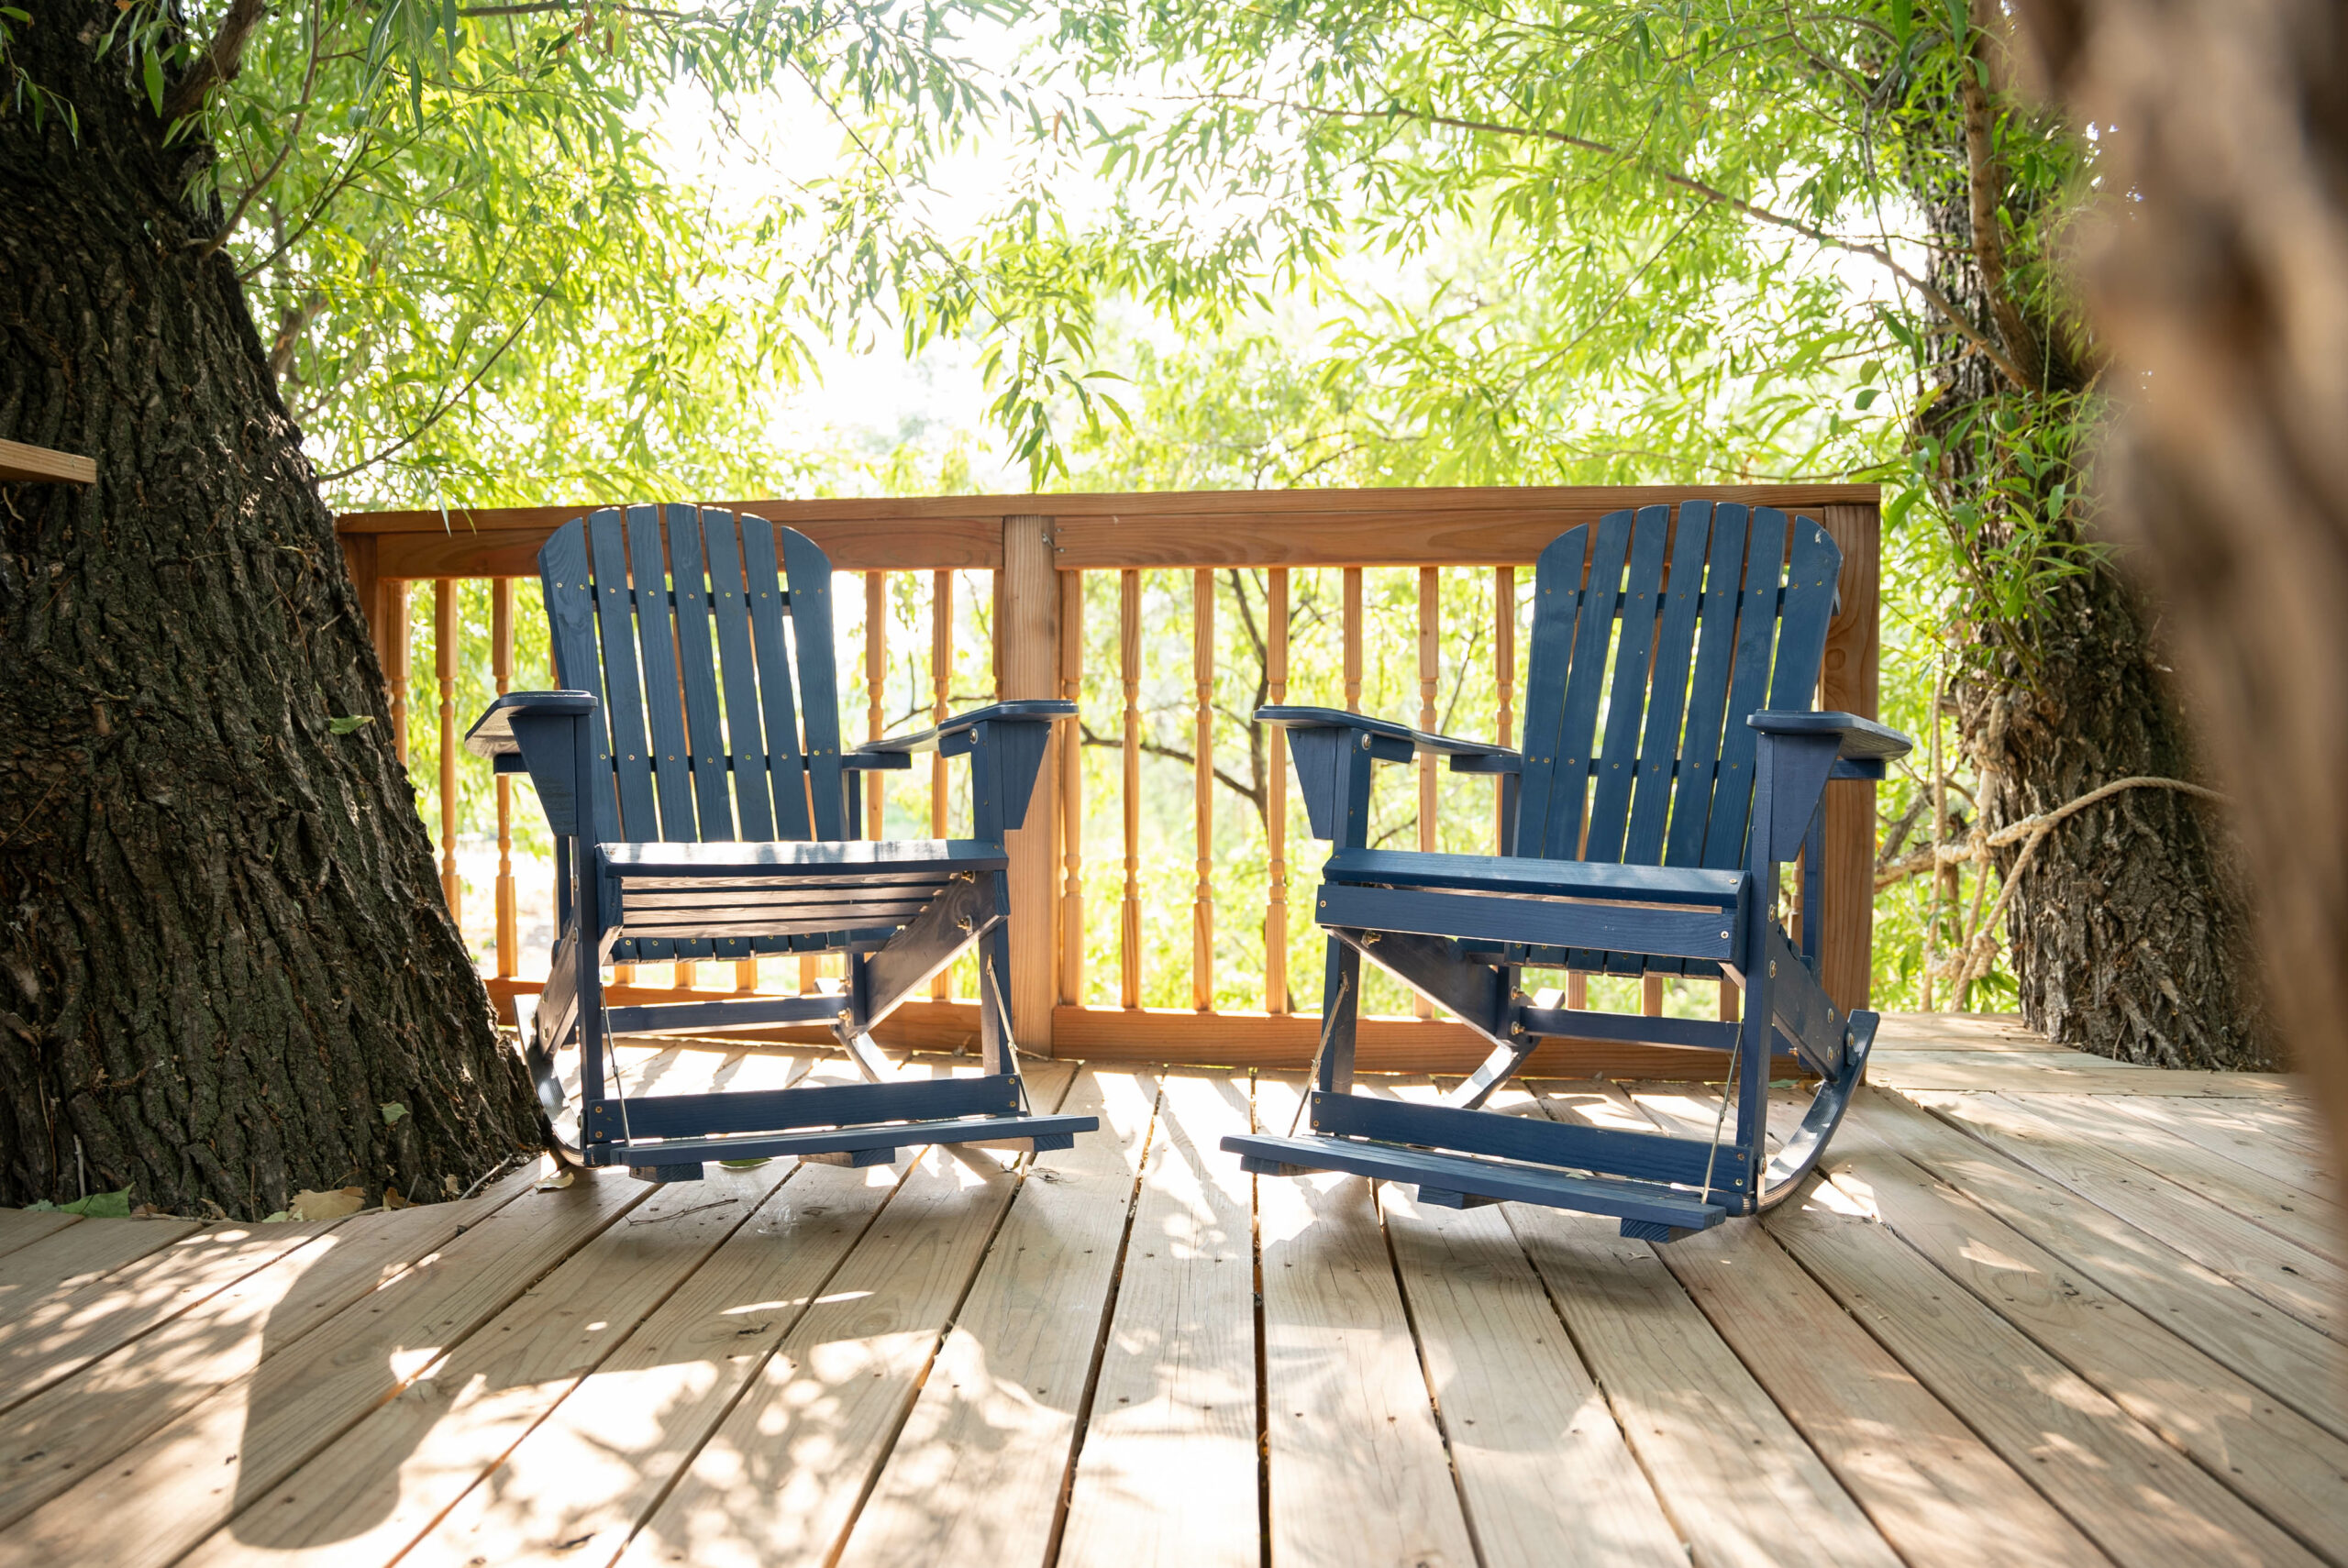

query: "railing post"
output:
1002 514 1059 1054
1820 501 1882 1020
386 581 411 766
1059 568 1086 1006
493 579 517 987
435 581 461 924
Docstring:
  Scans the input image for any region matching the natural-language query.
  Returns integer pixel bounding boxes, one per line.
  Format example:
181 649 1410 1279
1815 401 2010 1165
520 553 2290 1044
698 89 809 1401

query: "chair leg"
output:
1734 955 1771 1214
980 919 1018 1078
1317 936 1361 1096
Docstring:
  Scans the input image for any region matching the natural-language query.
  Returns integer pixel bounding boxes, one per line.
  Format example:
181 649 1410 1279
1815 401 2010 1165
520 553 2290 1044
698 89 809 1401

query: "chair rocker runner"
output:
1224 501 1912 1240
464 503 1095 1181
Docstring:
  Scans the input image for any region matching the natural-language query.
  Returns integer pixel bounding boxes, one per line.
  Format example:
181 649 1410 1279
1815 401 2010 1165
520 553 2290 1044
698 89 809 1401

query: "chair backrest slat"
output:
1700 506 1792 869
781 528 847 841
1525 508 1634 858
1580 505 1671 864
1514 502 1841 874
625 505 700 843
737 518 814 840
537 507 853 852
585 511 664 843
1623 500 1715 865
701 510 780 841
664 504 737 843
1663 503 1752 867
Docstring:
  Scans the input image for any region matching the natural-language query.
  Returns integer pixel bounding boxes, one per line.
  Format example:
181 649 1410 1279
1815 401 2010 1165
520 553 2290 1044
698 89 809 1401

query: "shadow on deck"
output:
0 1014 2335 1568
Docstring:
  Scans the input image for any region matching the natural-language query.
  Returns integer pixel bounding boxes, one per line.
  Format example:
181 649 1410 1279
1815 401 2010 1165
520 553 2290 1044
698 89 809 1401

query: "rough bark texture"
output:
2013 0 2348 1197
1904 53 2276 1068
0 6 539 1218
1955 576 2275 1066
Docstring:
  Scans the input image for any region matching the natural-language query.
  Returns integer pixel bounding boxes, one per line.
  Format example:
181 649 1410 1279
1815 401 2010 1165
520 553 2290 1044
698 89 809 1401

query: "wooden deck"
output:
0 1013 2337 1568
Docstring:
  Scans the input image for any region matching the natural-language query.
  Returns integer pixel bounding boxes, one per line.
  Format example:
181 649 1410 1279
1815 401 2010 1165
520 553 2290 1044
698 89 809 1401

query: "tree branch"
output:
1183 90 2040 391
164 0 270 123
318 293 550 482
1959 17 2044 392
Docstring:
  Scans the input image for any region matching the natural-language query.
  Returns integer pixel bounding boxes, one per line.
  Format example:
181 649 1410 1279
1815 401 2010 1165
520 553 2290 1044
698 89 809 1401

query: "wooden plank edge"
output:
0 439 96 485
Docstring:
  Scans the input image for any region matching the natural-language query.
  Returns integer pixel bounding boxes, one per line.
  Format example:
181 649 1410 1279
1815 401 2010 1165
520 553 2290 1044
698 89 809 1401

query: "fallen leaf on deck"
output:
285 1187 365 1221
383 1187 410 1209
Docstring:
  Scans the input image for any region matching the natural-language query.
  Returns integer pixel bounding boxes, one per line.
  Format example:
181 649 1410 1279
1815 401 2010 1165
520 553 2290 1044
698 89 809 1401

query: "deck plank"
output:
0 1168 648 1567
1380 1184 1688 1567
0 1215 202 1308
0 1215 345 1411
1824 1110 2348 1562
172 1165 792 1568
1980 1092 2339 1263
1769 1180 2322 1567
1524 1088 2109 1568
1911 1089 2342 1335
1252 1075 1480 1568
2110 1095 2332 1187
836 1068 1157 1568
1869 1056 2298 1098
403 1154 906 1568
1502 1201 1903 1568
0 1170 538 1532
1855 1088 2348 1442
1057 1072 1260 1568
614 1062 1077 1568
0 1209 81 1260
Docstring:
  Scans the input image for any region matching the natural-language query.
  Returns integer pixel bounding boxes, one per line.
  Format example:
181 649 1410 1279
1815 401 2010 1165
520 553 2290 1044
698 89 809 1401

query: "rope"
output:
1699 1022 1744 1209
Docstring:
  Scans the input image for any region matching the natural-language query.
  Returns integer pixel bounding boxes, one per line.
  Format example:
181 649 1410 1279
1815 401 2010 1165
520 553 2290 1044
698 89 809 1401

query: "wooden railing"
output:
338 483 1881 1076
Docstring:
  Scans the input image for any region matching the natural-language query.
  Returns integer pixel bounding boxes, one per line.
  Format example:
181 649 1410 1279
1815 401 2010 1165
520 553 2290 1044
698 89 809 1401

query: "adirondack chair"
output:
462 504 1096 1181
1224 502 1911 1239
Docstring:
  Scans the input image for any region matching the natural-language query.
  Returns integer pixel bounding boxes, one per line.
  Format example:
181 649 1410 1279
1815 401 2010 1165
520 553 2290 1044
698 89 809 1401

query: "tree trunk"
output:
1906 72 2276 1068
1957 571 2275 1066
2014 0 2348 1199
0 6 539 1218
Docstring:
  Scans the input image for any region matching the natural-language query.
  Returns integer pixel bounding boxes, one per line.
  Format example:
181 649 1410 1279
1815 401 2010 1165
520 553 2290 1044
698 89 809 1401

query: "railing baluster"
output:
1266 568 1289 1014
436 580 461 926
1060 569 1086 1005
865 570 886 836
1494 565 1514 852
388 581 411 765
992 569 1005 701
1415 567 1438 1019
493 579 517 983
1192 568 1214 1010
931 569 953 1001
1343 566 1363 712
1120 569 1141 1010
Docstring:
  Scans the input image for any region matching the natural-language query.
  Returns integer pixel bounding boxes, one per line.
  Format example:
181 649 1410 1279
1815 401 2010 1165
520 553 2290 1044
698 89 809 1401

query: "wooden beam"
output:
338 484 1879 574
1819 502 1881 1019
1001 513 1059 1053
0 439 96 485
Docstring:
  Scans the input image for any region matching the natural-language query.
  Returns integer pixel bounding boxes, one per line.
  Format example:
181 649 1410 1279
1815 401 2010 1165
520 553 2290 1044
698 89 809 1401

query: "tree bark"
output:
0 6 539 1218
1904 60 2276 1068
2012 0 2348 1195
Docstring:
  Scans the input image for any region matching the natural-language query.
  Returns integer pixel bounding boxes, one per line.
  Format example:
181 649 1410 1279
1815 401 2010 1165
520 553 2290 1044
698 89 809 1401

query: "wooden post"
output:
434 581 462 926
1415 567 1438 1019
1494 565 1514 853
1192 568 1215 1010
1266 568 1290 1014
930 569 954 1001
1119 570 1142 1010
386 581 411 766
1002 515 1059 1054
493 580 517 983
1343 566 1364 712
1820 502 1882 1019
865 571 887 835
1059 569 1086 1006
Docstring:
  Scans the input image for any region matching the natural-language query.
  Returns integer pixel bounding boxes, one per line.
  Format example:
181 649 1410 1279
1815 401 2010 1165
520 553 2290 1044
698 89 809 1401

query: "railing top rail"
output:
337 482 1880 576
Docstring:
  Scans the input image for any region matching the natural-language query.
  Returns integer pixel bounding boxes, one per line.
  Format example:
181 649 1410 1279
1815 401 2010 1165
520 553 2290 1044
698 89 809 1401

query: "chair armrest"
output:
1745 710 1913 762
464 690 597 758
842 751 913 772
854 700 1076 756
1256 705 1522 772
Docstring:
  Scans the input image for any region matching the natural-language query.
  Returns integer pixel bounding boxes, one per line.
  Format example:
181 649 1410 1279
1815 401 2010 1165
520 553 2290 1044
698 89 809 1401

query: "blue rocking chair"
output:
464 504 1096 1180
1224 502 1912 1239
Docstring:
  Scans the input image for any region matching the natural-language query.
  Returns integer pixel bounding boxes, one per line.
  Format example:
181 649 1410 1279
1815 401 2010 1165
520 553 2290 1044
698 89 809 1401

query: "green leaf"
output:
1855 387 1879 411
381 1102 409 1125
1892 0 1912 44
328 715 374 734
140 49 163 116
61 1187 133 1218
